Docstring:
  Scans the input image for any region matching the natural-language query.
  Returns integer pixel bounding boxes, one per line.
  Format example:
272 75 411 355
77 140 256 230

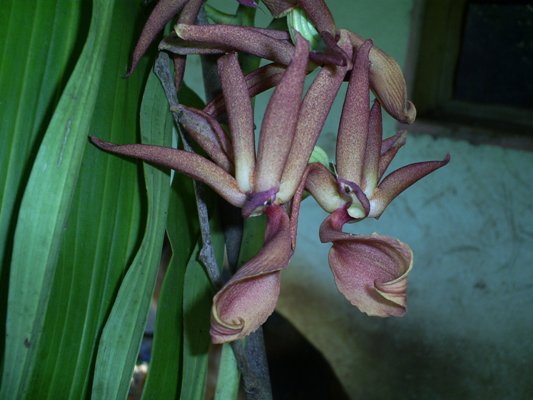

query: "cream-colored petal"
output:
347 31 416 124
218 53 256 192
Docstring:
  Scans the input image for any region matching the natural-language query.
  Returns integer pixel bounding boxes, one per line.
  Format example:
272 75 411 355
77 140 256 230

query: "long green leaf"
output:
181 202 225 400
91 67 173 400
214 344 241 400
142 174 199 399
0 0 85 272
1 0 117 397
16 2 155 397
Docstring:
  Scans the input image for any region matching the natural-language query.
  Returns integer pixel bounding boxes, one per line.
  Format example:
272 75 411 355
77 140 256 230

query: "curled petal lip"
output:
320 208 413 317
211 205 292 343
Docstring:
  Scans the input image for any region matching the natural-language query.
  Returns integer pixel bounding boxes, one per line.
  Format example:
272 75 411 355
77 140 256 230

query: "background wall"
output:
185 1 533 398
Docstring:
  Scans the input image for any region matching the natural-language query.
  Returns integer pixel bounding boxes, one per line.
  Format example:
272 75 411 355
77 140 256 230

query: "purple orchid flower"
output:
301 39 449 317
92 33 355 342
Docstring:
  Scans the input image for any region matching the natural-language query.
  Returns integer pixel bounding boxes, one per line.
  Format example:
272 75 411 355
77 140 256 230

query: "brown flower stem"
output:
156 13 273 396
196 8 273 398
154 51 222 287
231 330 273 400
195 7 246 275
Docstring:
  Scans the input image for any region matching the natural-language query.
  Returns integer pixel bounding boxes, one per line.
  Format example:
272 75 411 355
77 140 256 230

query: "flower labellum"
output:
211 205 293 343
320 208 412 317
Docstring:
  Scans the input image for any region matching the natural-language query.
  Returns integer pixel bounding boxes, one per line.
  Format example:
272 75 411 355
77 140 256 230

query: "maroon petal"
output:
291 163 346 248
378 130 407 181
277 29 351 203
173 56 187 93
320 208 413 317
255 33 309 192
218 53 256 192
159 35 226 55
177 106 234 172
172 0 203 89
370 154 451 218
247 27 291 41
336 40 372 186
262 0 297 17
128 0 188 76
181 107 233 157
204 63 288 118
211 205 293 343
298 0 336 36
175 24 295 65
361 100 383 195
89 136 246 207
347 31 416 124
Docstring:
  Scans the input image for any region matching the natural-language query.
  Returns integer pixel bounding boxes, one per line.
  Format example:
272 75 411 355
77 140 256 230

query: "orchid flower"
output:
91 33 354 342
300 39 449 317
241 0 418 123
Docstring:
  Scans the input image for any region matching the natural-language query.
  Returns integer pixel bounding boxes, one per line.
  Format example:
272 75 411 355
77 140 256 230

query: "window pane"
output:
453 1 533 109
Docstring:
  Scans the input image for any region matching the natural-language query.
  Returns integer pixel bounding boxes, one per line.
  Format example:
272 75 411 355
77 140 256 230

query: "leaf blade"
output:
91 67 173 400
1 0 117 396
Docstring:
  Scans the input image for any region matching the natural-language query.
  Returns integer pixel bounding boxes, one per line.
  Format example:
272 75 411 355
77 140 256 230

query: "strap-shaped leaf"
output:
91 69 173 399
141 174 198 400
1 0 117 397
180 213 225 400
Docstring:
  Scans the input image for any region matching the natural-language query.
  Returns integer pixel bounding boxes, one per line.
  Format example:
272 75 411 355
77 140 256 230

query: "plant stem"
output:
231 330 273 400
154 52 221 287
155 24 273 397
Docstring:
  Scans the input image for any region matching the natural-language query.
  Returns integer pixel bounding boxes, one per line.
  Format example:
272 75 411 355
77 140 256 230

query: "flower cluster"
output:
91 0 448 343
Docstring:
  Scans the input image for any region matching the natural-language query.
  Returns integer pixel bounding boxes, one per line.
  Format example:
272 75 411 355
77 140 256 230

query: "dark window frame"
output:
405 0 533 149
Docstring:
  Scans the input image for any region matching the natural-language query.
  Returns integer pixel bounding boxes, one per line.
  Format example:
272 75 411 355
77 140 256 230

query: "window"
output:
409 0 533 147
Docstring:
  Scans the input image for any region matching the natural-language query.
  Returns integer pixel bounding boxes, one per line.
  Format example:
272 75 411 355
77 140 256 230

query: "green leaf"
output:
141 174 199 400
2 1 157 397
214 344 241 400
91 67 173 399
1 0 118 397
0 0 85 274
178 242 211 400
238 215 267 265
309 145 331 169
180 200 225 400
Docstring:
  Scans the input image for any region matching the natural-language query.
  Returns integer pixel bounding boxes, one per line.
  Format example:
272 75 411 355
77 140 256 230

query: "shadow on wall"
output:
277 134 533 399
